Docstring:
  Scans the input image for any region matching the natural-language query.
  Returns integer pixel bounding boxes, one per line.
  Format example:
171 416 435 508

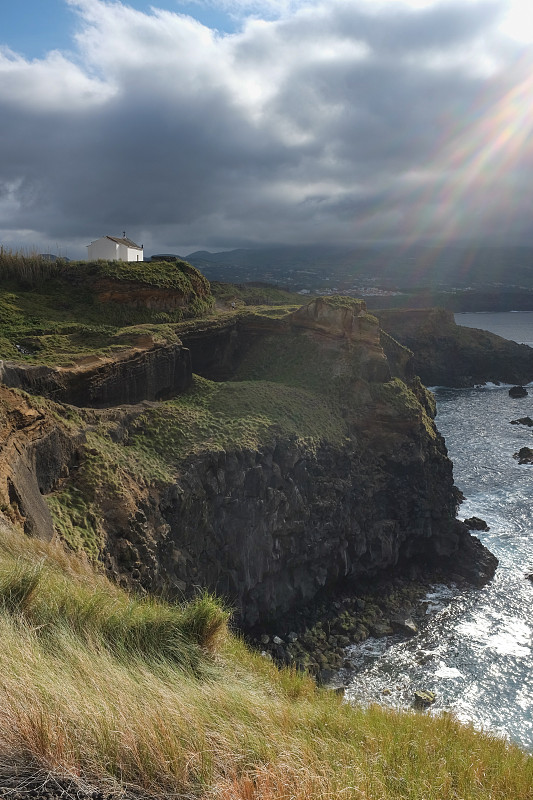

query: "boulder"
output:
509 386 528 398
514 447 533 464
390 614 418 635
369 622 394 638
414 689 436 708
510 416 533 427
463 516 490 532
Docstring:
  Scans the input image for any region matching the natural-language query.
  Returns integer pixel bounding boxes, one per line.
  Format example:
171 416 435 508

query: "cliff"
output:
0 337 191 407
0 297 495 628
377 307 533 387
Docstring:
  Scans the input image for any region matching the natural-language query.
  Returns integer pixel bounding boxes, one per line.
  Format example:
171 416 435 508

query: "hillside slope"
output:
0 517 528 799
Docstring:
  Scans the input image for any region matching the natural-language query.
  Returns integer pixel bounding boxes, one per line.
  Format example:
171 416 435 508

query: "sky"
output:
1 0 533 258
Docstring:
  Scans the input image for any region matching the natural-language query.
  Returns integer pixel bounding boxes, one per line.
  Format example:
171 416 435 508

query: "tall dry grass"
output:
0 246 65 286
0 520 530 798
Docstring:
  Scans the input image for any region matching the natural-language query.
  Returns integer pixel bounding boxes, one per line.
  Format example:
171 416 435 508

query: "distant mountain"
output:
184 244 533 293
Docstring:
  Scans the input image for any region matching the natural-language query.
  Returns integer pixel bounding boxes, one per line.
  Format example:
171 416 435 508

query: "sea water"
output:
455 310 533 347
343 312 533 751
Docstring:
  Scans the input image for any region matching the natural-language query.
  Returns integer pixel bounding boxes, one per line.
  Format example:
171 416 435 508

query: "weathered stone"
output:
0 387 82 541
514 447 533 465
463 516 490 532
414 689 436 707
509 385 528 398
318 668 337 686
369 622 394 638
390 615 418 636
0 342 192 407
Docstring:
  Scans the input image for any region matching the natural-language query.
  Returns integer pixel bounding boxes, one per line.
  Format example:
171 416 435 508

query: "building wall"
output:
87 239 143 262
87 239 118 260
119 244 144 262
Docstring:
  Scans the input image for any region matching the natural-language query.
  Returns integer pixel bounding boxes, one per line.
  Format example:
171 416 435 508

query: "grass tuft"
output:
0 522 228 670
0 246 65 287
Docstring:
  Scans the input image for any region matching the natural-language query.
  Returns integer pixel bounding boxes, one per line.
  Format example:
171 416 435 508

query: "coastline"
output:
248 528 497 687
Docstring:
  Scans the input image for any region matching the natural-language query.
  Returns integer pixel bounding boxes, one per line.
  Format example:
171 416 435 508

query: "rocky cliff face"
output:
0 387 82 541
0 340 191 407
0 298 496 628
377 308 533 387
106 414 469 628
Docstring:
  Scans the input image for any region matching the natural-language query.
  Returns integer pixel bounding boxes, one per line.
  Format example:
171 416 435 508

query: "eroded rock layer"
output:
0 341 191 407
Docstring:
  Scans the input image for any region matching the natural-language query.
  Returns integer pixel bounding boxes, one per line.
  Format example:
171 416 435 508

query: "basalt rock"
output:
514 446 533 464
414 689 436 708
377 308 533 387
509 385 528 398
464 516 490 532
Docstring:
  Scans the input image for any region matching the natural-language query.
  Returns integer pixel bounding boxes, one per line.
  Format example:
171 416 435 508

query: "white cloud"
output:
0 0 532 256
0 47 114 110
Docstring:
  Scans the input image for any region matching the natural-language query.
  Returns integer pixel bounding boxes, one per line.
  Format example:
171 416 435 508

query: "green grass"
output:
369 378 438 439
233 332 337 391
89 257 211 293
124 375 348 468
0 252 213 364
314 295 367 312
0 285 190 365
0 520 529 798
45 487 101 559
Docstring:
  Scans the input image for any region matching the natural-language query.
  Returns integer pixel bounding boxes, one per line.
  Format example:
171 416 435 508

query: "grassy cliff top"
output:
0 519 529 798
86 256 210 290
0 249 210 293
0 251 214 365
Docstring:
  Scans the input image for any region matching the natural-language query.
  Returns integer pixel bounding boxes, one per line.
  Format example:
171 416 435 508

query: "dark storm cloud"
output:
0 0 530 255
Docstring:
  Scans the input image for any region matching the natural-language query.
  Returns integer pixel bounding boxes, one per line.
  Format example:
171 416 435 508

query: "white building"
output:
87 235 143 262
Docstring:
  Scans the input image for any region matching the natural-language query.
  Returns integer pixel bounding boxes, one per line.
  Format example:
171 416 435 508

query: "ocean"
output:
342 312 533 751
455 310 533 347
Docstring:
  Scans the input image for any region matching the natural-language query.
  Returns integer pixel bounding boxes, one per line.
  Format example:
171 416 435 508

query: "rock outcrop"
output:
513 447 533 464
509 385 528 398
0 340 191 407
377 308 533 387
0 387 82 540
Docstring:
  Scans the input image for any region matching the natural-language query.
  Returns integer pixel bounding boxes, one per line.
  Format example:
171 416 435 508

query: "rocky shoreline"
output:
247 527 498 686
